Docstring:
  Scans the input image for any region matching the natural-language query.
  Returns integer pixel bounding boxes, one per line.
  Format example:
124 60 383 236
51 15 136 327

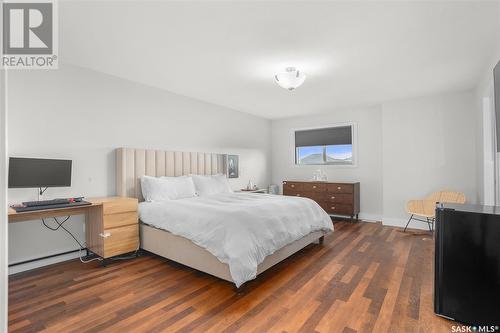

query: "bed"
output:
116 148 333 287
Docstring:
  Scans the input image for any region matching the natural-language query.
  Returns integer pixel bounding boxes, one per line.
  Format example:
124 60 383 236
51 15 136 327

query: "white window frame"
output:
291 122 358 168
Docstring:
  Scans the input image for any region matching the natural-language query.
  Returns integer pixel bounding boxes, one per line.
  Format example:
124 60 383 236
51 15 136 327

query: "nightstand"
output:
238 188 269 194
85 197 139 259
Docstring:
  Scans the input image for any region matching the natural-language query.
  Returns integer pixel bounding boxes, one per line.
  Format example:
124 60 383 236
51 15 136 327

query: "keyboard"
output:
12 200 92 212
22 198 71 207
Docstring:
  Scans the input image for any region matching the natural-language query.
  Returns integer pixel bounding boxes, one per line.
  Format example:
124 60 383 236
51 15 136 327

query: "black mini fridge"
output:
435 203 500 325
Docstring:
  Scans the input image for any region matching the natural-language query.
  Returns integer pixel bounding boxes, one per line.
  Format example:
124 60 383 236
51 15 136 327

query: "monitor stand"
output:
38 187 48 201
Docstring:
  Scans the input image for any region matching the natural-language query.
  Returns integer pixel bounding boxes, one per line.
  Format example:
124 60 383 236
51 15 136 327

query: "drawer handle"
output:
296 194 300 196
331 196 335 199
291 185 295 188
331 207 336 210
337 186 341 190
313 185 317 189
99 232 111 238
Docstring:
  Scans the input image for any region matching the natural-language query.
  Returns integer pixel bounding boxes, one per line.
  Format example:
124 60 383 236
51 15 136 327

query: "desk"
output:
8 197 139 259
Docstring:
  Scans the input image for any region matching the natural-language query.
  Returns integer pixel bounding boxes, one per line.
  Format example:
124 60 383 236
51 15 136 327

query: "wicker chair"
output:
404 191 466 232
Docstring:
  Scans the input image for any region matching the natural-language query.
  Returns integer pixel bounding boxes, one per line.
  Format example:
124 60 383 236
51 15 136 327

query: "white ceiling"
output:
60 1 500 119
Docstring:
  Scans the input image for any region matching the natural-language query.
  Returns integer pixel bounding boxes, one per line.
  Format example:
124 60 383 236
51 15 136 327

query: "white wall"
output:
1 69 8 333
7 64 271 273
271 106 383 221
271 91 477 228
381 91 477 227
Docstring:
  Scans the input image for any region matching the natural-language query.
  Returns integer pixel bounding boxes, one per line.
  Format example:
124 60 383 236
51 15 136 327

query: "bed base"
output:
140 224 326 285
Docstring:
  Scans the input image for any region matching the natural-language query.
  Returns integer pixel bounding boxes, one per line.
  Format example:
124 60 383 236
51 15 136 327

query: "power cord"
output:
41 216 102 263
41 216 71 231
41 217 140 263
110 248 140 261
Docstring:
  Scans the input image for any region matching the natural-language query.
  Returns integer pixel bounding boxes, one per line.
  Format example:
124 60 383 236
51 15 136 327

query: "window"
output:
295 125 354 165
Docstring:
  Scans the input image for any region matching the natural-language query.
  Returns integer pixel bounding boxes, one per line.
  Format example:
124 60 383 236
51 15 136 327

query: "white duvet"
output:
139 193 333 287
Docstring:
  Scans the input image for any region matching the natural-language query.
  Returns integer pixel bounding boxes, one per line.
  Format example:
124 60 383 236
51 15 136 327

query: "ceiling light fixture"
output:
274 67 306 91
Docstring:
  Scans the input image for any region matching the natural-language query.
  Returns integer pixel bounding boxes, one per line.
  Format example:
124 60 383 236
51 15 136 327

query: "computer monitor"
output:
8 157 72 188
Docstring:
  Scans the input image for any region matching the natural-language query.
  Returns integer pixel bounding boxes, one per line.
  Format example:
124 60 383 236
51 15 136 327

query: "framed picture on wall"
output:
227 155 239 178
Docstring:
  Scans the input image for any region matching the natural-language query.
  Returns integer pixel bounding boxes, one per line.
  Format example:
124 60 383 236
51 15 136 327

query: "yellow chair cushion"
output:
406 200 436 218
406 191 466 218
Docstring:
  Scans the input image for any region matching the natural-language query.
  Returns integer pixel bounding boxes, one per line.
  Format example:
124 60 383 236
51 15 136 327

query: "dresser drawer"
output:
284 190 307 198
103 224 139 258
327 184 354 194
323 203 353 215
102 198 138 215
326 193 353 204
303 192 327 201
284 191 325 201
103 211 138 229
302 183 326 192
283 182 304 192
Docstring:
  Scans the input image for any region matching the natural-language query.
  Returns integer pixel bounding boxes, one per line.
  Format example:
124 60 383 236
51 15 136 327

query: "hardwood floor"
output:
9 222 455 333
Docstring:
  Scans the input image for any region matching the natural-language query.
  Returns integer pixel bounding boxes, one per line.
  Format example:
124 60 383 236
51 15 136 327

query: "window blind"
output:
295 126 352 147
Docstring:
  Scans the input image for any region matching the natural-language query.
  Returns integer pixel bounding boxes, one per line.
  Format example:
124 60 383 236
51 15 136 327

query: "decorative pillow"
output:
141 175 197 201
191 174 233 196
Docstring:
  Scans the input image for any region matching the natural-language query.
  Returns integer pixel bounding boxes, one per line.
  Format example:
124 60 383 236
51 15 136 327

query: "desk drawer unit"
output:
283 181 360 221
87 197 139 259
103 211 138 229
103 224 139 258
102 199 138 215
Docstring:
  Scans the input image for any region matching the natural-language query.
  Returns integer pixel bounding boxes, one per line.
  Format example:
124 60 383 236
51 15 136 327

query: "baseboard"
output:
8 250 81 275
358 213 383 222
330 213 382 223
382 217 429 230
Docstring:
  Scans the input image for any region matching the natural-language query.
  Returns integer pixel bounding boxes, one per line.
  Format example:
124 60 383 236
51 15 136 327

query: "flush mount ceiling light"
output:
274 67 306 91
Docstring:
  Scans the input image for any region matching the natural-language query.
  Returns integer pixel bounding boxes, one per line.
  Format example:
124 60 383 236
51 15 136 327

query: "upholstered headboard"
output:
116 148 226 201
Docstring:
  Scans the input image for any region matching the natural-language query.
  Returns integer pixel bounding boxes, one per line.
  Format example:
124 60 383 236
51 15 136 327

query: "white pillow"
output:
141 175 197 201
191 174 233 196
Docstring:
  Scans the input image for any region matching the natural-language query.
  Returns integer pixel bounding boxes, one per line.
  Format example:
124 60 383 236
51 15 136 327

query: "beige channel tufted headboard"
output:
116 148 227 201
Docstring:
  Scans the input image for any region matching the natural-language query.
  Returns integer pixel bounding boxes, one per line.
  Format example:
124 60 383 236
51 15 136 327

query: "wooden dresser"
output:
283 181 360 221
